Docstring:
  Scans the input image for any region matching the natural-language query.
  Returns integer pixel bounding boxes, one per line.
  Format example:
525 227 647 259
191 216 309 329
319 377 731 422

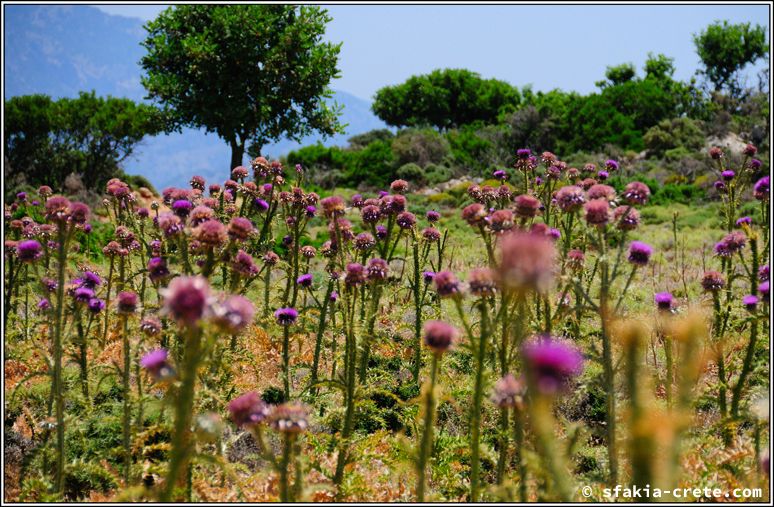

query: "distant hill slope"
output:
4 5 386 189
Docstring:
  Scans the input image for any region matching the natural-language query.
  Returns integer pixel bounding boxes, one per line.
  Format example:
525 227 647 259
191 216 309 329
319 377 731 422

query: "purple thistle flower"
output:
493 169 508 181
422 227 442 242
37 298 51 311
390 179 410 194
375 225 388 239
87 298 105 314
172 199 193 218
555 185 585 213
73 287 95 304
228 217 254 241
367 258 390 282
749 158 762 170
517 148 532 159
16 240 43 262
161 276 212 327
714 180 727 193
141 349 174 381
423 320 458 354
254 198 270 212
654 292 674 311
345 262 367 287
433 270 461 298
584 199 610 226
628 241 653 266
623 181 650 205
267 402 310 433
758 281 769 300
743 295 759 312
721 170 735 181
597 170 609 181
701 271 725 292
514 194 541 219
758 265 769 283
212 295 255 334
736 216 752 227
140 317 162 336
548 228 561 241
274 307 299 326
498 231 556 292
491 373 525 408
228 392 270 427
468 267 498 297
396 211 417 229
605 159 619 171
329 290 339 303
522 336 584 395
116 291 139 315
297 273 314 287
148 257 170 283
754 176 770 201
423 271 435 283
305 205 317 218
16 191 27 202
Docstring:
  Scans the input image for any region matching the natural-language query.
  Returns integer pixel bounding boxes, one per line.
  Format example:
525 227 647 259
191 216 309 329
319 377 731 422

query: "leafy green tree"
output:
597 63 636 88
643 117 706 158
140 5 343 172
372 69 521 130
694 21 768 96
4 92 162 193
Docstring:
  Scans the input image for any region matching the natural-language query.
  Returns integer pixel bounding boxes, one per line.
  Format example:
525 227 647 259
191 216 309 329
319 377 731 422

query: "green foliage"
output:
372 68 520 130
345 139 396 187
424 164 454 186
396 163 425 186
391 128 450 167
643 117 706 157
4 92 162 195
63 460 118 500
348 129 394 149
141 5 343 169
694 21 768 96
598 63 636 87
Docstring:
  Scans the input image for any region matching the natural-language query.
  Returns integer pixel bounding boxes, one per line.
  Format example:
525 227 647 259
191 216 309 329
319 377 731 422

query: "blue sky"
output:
95 3 770 101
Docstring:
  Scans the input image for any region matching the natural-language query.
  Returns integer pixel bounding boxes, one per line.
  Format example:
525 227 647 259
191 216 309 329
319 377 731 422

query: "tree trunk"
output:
229 138 245 173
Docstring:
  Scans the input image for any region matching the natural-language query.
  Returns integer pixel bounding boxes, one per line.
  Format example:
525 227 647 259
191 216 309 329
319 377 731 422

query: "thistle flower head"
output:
274 307 299 326
522 336 584 395
16 240 43 262
758 265 769 282
228 392 270 428
231 166 249 180
148 257 170 282
390 179 409 194
367 258 389 282
555 185 586 213
721 170 735 181
759 281 769 299
320 195 346 218
161 276 212 327
267 402 310 433
87 298 105 314
514 194 541 218
140 317 162 336
141 349 174 381
423 320 458 355
433 270 461 298
422 227 441 242
584 199 610 226
567 249 585 271
297 273 314 287
627 241 653 266
498 231 556 292
212 295 255 334
491 373 526 408
654 292 674 312
623 181 650 205
396 211 417 229
116 291 139 315
743 295 759 312
345 262 367 287
587 184 616 201
172 199 193 218
462 203 487 225
488 210 514 233
709 147 723 160
227 217 254 241
754 176 770 201
468 267 499 297
193 219 227 247
614 206 640 231
605 159 619 171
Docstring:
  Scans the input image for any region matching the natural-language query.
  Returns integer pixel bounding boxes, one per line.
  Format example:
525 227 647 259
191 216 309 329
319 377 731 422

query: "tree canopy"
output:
694 21 768 96
4 92 162 194
140 4 344 172
371 69 521 130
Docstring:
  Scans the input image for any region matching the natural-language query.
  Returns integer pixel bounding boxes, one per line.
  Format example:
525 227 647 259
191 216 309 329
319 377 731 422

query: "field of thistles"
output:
3 148 770 503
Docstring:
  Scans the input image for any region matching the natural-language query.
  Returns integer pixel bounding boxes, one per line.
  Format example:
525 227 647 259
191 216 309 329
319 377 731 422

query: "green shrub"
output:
64 459 117 500
424 164 454 186
396 163 426 186
427 192 456 206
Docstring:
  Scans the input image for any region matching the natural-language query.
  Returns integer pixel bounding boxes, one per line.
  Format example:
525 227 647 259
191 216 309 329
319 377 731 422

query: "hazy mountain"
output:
4 5 386 190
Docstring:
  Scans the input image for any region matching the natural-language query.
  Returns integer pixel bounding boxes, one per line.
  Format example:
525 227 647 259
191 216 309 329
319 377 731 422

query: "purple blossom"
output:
16 240 43 262
491 373 525 408
433 271 461 298
423 320 458 354
759 281 769 300
754 176 770 201
743 295 759 312
736 216 753 227
212 295 255 334
148 257 170 282
141 349 174 381
254 198 270 212
274 307 299 326
297 273 314 287
228 392 270 428
721 170 735 181
161 276 212 327
701 271 725 292
116 291 139 314
628 241 653 266
522 336 584 394
87 298 105 314
605 159 619 171
654 292 674 311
